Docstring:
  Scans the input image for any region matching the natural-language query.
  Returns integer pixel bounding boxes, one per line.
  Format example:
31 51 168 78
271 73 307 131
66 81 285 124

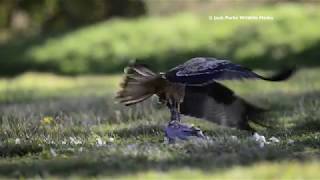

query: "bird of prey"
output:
116 57 294 141
160 81 266 132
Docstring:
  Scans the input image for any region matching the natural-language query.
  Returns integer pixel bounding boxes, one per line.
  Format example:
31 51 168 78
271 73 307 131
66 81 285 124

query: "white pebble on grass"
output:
69 137 82 145
79 147 84 152
230 135 239 142
15 138 21 145
61 140 67 145
288 139 295 144
251 133 270 148
269 136 280 143
108 137 115 143
231 136 237 140
50 148 57 157
96 137 106 147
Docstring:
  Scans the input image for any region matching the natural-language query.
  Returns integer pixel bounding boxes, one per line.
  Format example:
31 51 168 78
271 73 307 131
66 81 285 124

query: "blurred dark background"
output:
0 0 319 76
0 0 146 34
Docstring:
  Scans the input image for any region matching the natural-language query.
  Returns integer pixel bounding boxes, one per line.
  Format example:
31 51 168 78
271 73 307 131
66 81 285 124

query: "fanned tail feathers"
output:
116 64 163 106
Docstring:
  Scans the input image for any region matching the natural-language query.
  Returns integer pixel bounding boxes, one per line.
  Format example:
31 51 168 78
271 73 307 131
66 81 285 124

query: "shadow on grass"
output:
110 124 164 138
0 90 319 177
0 144 43 157
292 119 320 133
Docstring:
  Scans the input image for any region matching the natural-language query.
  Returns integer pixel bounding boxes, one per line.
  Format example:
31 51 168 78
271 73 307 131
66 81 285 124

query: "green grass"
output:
0 68 319 179
0 72 121 103
120 162 320 179
1 3 320 75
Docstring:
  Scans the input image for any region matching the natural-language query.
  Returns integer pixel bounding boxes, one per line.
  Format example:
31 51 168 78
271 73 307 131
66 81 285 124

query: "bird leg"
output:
168 101 181 122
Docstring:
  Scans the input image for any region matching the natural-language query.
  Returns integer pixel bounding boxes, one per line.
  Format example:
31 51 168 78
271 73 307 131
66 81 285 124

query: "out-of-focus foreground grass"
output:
0 68 319 179
121 162 320 180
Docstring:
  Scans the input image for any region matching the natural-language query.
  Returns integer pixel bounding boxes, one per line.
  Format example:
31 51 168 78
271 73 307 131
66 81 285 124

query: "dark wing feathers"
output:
255 67 296 81
119 58 294 131
165 57 295 85
179 82 265 131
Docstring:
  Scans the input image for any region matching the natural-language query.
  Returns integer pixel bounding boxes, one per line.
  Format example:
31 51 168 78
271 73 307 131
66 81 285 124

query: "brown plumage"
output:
116 58 295 133
116 64 184 106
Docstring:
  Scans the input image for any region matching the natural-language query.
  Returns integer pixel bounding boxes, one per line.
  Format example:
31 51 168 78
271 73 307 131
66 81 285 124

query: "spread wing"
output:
179 82 265 131
165 57 295 86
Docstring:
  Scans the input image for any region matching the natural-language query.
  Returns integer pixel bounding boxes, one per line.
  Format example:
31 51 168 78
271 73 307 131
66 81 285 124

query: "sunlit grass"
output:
0 72 121 102
119 161 320 180
1 67 319 103
0 68 319 178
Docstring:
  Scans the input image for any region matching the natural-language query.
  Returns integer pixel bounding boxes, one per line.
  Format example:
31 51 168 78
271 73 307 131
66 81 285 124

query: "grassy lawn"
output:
0 68 319 179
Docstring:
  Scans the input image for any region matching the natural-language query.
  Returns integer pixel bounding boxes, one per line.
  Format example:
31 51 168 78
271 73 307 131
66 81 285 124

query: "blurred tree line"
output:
0 1 319 76
0 0 146 34
0 0 315 38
